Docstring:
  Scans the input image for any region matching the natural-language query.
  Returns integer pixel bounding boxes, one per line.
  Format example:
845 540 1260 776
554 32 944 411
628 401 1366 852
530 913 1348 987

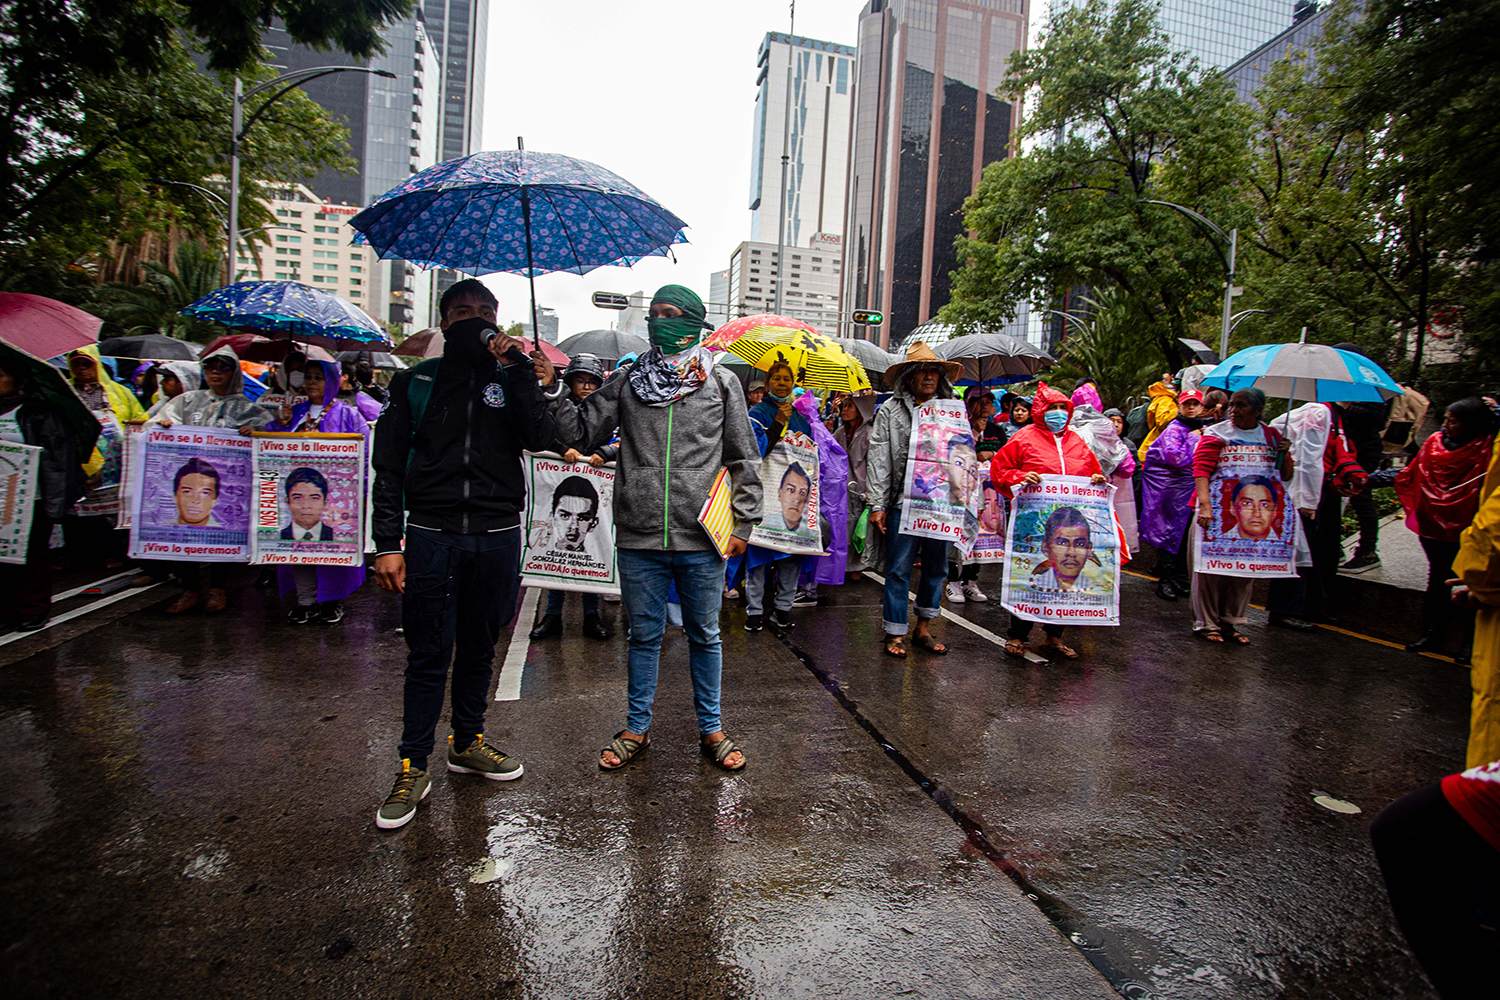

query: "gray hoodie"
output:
148 344 272 429
556 364 762 551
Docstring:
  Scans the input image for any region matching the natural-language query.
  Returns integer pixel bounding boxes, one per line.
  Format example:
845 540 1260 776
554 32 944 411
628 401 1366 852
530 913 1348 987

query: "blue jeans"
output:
398 527 521 770
545 588 599 616
617 547 725 736
882 530 948 635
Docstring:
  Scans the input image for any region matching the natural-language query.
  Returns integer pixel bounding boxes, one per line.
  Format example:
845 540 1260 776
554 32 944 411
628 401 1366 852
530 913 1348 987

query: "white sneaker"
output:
962 581 988 602
945 581 965 603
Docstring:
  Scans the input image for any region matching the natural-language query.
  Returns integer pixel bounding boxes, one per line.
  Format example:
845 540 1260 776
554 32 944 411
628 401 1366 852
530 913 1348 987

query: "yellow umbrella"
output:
717 326 872 394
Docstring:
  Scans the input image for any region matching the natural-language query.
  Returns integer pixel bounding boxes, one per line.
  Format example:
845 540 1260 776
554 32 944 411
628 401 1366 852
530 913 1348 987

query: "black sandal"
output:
702 734 746 772
600 731 648 770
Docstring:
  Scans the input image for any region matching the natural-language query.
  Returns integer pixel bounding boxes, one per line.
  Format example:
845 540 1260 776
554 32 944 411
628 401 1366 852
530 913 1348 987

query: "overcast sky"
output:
474 0 861 338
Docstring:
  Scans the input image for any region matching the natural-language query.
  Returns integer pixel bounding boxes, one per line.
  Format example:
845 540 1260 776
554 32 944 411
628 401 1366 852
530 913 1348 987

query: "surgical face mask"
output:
1044 409 1070 433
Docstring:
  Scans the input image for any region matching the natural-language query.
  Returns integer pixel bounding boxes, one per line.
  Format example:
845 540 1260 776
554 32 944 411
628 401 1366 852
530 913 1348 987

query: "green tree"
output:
942 0 1251 371
100 242 226 342
0 1 409 300
1045 288 1161 409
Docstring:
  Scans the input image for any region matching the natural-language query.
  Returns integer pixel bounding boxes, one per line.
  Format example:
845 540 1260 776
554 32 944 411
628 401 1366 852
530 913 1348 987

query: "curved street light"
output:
1229 308 1269 336
1140 199 1240 361
227 66 396 281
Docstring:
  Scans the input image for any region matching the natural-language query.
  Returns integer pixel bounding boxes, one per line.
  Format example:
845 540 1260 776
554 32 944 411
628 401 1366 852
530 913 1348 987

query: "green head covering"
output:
647 284 710 354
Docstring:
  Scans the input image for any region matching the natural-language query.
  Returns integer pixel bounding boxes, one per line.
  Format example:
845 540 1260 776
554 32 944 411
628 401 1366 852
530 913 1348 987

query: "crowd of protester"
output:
5 277 1497 997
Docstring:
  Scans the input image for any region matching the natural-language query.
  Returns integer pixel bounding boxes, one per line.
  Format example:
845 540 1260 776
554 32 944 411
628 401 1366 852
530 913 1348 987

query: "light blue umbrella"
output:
1200 341 1402 403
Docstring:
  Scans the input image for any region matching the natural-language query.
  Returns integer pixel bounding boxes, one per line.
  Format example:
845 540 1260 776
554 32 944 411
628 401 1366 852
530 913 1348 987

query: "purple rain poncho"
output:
1139 418 1200 554
265 360 373 603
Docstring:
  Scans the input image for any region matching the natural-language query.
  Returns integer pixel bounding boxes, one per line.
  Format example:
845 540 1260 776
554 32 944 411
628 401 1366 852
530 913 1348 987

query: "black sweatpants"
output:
1370 782 1500 999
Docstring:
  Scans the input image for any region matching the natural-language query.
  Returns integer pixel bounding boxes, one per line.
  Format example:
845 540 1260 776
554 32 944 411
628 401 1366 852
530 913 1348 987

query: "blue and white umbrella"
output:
1200 342 1403 403
349 145 689 346
181 281 389 348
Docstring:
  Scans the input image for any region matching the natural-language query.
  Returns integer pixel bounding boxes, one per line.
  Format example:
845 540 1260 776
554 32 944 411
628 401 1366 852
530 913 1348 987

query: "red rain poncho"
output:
989 382 1102 498
1396 431 1496 542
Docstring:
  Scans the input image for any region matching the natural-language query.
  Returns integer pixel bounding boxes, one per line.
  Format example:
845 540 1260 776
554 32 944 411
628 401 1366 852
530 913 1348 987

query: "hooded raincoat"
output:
1136 381 1179 461
989 382 1103 497
1397 428 1496 542
1141 417 1203 553
68 344 146 513
264 359 371 603
146 361 202 418
1454 436 1500 767
149 345 274 430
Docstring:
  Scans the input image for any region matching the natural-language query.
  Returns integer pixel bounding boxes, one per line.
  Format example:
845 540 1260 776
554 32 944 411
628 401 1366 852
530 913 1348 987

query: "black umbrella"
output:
934 331 1055 386
97 333 200 361
335 350 404 370
838 337 901 382
0 342 101 463
554 329 649 363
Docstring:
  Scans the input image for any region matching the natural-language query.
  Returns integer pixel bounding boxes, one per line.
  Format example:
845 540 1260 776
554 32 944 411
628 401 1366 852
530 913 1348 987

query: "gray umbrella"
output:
838 337 901 383
97 333 200 361
554 329 650 362
335 350 405 370
934 332 1055 386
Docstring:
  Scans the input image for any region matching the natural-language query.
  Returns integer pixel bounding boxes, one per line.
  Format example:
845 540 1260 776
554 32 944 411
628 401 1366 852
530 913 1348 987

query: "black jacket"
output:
371 321 556 552
1337 399 1391 472
0 395 83 522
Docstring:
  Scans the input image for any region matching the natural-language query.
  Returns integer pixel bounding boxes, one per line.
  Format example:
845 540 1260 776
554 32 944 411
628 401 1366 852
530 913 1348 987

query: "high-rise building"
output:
234 184 380 322
707 269 731 330
729 234 844 333
840 0 1029 348
1223 1 1331 104
749 33 857 249
1046 0 1297 72
259 11 449 337
521 307 560 344
423 1 489 305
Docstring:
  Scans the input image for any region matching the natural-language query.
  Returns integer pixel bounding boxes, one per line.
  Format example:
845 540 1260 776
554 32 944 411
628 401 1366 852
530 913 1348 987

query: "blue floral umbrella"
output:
181 280 390 349
349 145 689 345
1200 341 1403 403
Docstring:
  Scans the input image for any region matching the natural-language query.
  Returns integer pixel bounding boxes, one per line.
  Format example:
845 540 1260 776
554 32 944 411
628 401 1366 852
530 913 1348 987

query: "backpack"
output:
1323 405 1369 496
405 358 441 443
1124 401 1149 448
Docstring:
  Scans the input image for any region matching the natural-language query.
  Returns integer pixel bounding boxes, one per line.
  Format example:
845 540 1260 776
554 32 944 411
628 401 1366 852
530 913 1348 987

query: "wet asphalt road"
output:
0 560 1467 999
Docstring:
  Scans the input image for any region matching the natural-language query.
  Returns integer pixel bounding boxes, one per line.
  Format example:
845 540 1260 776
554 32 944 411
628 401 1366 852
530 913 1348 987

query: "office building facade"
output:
750 33 857 249
840 0 1030 347
728 234 844 333
424 1 489 304
1223 1 1331 104
234 184 380 322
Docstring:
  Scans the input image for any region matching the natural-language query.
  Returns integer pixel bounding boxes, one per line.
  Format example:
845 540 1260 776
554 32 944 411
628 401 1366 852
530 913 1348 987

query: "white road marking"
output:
495 587 540 702
861 570 1048 664
52 570 140 604
0 581 166 648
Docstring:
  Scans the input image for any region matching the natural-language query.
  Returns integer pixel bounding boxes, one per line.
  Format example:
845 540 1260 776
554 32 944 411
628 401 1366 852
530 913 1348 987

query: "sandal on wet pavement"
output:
702 735 746 772
1004 639 1027 658
884 634 906 658
600 731 648 771
913 632 947 655
1222 627 1250 645
1197 629 1224 643
1041 641 1079 660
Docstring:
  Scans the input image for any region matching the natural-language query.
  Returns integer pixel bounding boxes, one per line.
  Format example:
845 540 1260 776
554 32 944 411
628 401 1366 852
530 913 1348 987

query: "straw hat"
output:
884 340 964 389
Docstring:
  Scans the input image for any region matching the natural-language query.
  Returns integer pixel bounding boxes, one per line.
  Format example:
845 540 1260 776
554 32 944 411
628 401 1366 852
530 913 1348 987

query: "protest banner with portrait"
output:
968 475 1007 564
1193 435 1299 578
747 429 825 557
249 433 367 567
899 398 981 548
520 453 620 596
127 424 253 562
0 440 41 564
1001 475 1121 626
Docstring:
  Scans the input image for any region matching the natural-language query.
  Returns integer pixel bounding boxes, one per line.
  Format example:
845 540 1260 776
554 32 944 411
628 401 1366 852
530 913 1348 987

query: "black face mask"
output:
1176 413 1213 430
443 316 499 366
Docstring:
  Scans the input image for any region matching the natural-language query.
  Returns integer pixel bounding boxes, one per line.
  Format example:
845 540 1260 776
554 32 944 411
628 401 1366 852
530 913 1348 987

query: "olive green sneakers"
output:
375 760 430 830
447 734 524 781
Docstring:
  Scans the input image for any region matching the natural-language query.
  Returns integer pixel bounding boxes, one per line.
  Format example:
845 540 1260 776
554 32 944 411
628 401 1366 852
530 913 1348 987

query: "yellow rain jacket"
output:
69 344 146 476
1453 435 1500 767
1136 381 1179 461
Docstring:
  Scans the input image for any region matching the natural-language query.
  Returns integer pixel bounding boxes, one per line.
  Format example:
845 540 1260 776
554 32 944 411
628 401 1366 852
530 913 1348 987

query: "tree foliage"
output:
941 0 1251 370
100 242 226 342
1045 287 1161 410
0 1 410 302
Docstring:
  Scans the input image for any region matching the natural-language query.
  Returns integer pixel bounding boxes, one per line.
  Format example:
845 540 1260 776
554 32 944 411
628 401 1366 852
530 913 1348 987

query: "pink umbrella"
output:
0 293 102 359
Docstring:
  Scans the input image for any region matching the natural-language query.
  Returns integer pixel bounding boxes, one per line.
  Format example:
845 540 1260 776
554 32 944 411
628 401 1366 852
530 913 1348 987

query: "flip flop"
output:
885 634 907 658
913 633 948 655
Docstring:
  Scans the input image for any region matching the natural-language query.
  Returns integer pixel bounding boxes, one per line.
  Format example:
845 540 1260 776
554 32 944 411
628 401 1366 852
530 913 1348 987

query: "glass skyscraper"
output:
840 0 1028 346
1048 0 1294 72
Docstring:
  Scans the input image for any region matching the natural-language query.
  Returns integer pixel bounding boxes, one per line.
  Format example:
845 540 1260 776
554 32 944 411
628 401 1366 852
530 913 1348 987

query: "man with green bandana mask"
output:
557 283 762 775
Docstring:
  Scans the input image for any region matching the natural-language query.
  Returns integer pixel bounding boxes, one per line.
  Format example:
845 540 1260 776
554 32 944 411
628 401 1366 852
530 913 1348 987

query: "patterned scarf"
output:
627 345 718 407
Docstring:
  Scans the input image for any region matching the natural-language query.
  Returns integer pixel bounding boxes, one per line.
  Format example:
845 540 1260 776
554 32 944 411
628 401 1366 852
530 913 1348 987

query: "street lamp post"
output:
227 66 395 281
1141 200 1239 360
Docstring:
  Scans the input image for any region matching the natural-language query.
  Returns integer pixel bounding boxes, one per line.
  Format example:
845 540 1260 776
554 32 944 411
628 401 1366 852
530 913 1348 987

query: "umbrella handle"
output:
521 183 541 354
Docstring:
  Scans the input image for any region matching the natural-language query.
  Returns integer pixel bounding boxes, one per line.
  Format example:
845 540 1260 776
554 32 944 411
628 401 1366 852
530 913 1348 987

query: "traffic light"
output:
850 310 884 325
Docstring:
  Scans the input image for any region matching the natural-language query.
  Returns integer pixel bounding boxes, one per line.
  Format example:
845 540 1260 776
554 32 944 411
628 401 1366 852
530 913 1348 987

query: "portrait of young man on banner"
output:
1001 475 1121 626
899 398 980 546
249 433 366 568
747 429 824 557
129 425 253 562
1194 439 1300 579
521 453 620 595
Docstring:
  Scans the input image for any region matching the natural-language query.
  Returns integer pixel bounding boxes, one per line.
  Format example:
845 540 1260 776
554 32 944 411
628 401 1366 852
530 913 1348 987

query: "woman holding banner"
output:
1190 389 1295 644
867 342 965 658
990 382 1108 660
744 358 812 631
264 359 371 624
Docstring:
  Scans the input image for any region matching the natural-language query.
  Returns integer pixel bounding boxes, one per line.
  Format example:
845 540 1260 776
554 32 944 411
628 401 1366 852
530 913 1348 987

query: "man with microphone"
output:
369 278 557 829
